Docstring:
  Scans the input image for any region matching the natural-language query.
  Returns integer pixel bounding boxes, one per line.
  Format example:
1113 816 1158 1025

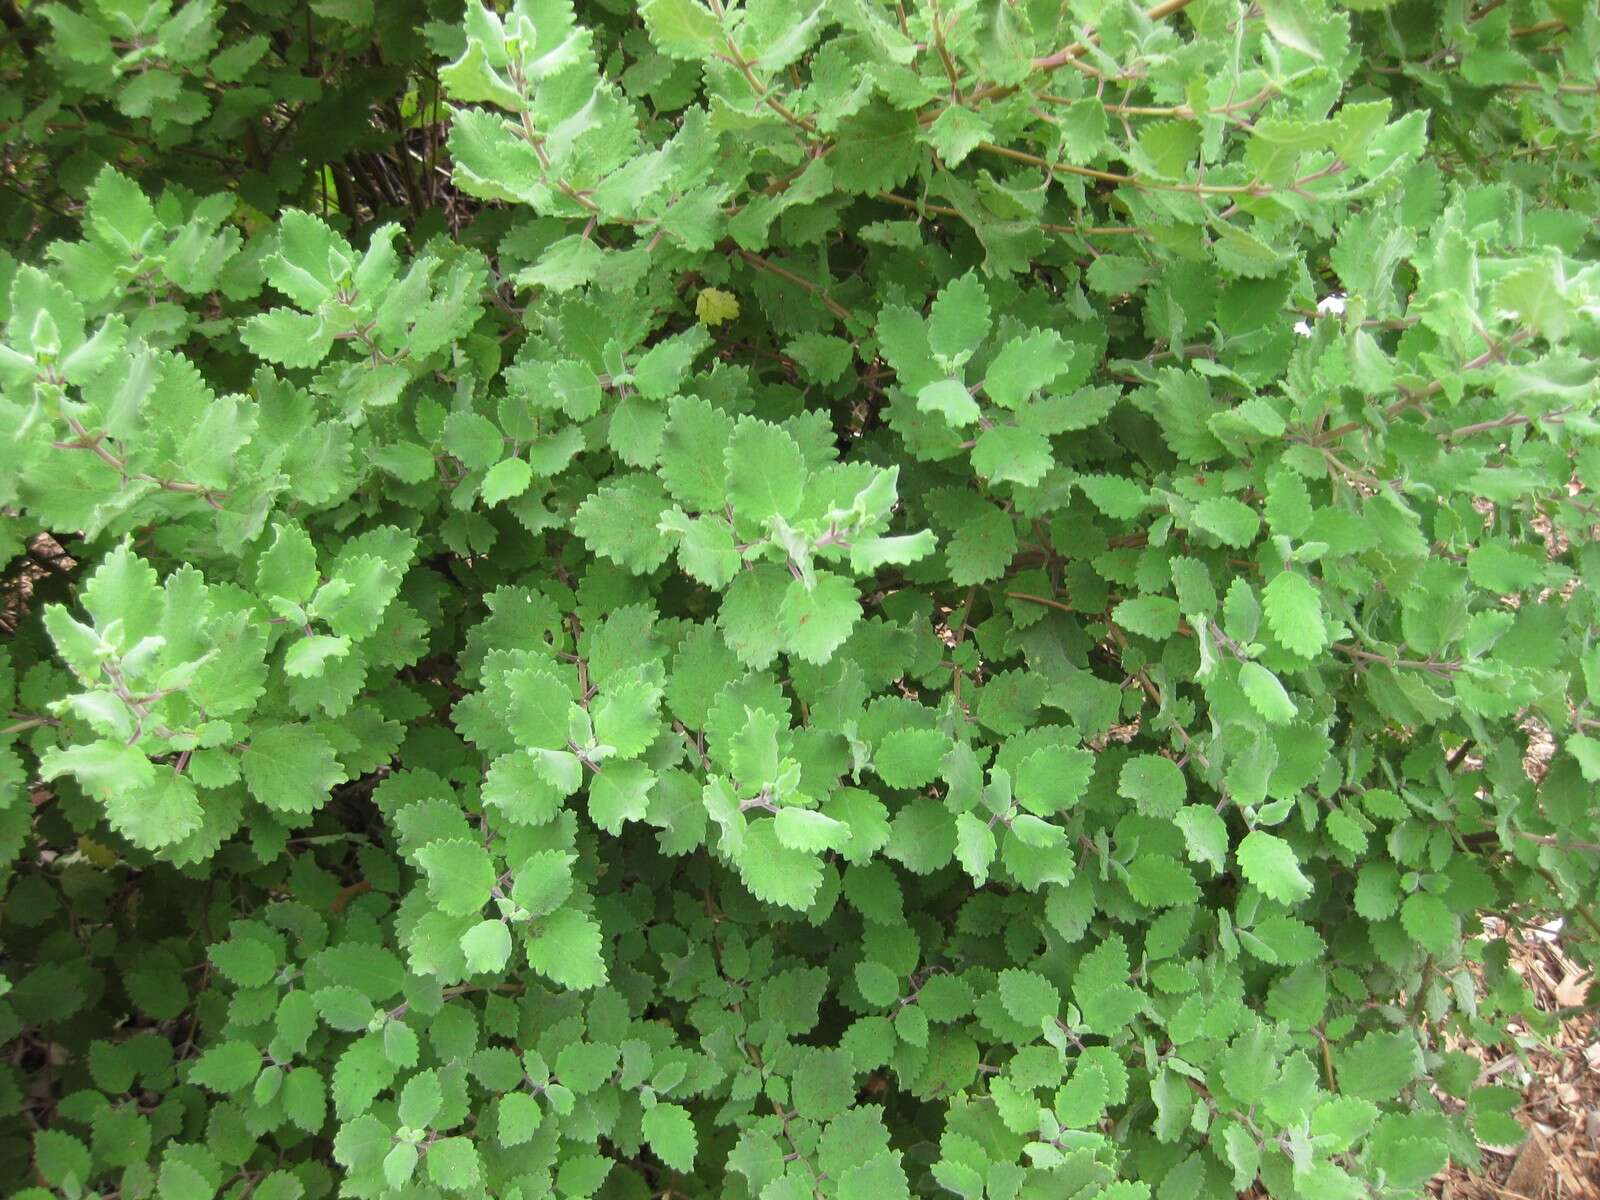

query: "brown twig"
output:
735 249 852 322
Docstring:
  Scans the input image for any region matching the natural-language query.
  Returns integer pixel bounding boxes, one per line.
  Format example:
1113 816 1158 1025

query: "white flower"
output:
1316 293 1347 316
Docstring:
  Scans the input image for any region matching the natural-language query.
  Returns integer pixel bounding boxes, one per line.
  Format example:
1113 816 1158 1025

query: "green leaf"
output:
527 908 607 990
1261 571 1328 658
873 728 951 789
1400 891 1458 956
483 749 574 827
1015 745 1094 813
460 919 513 973
1264 468 1313 538
886 797 958 874
1056 1063 1108 1129
1173 805 1228 872
426 1136 482 1191
929 273 990 367
1312 1095 1379 1150
267 209 351 306
791 1048 855 1121
315 986 375 1031
1567 734 1600 783
837 1153 911 1200
1236 830 1313 905
779 572 861 665
1086 255 1150 295
510 849 576 916
506 665 579 751
573 475 674 573
925 104 992 167
918 379 982 427
1238 662 1298 724
415 838 496 917
373 441 436 482
972 425 1052 487
82 540 164 641
660 509 741 588
210 935 278 988
241 724 345 815
103 770 204 850
34 1130 92 1191
383 1144 419 1190
633 328 709 399
1337 1031 1422 1102
257 522 319 603
399 1069 443 1128
660 395 734 510
946 505 1017 585
982 331 1074 408
443 410 504 472
832 104 921 194
726 419 805 523
773 807 852 852
1496 258 1574 341
641 1101 698 1171
499 1092 542 1146
1118 754 1186 818
641 0 723 60
1469 1085 1526 1149
1058 96 1107 161
718 565 790 668
190 1041 262 1092
480 456 532 505
592 672 664 759
1124 854 1199 908
1113 596 1181 640
588 760 655 832
736 820 824 910
240 309 333 369
284 634 351 678
856 960 900 1006
894 1003 928 1046
996 968 1059 1029
1191 497 1261 548
1076 474 1148 519
1259 0 1325 60
556 1041 620 1093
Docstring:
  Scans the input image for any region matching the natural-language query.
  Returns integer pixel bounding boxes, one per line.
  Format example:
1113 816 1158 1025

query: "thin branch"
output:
1313 329 1536 446
706 0 817 134
1332 643 1462 677
1004 591 1073 613
735 249 852 321
1519 834 1600 855
1531 865 1600 942
958 0 1197 109
874 189 1146 237
1446 404 1577 443
975 140 1344 198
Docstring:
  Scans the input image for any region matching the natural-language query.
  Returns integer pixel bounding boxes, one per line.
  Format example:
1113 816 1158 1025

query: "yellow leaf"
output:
695 287 740 327
77 836 119 869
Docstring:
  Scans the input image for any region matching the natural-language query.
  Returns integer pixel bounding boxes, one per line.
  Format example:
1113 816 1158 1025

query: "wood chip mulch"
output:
1432 920 1599 1200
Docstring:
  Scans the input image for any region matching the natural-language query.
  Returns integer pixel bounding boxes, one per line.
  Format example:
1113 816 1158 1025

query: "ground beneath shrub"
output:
1433 923 1599 1199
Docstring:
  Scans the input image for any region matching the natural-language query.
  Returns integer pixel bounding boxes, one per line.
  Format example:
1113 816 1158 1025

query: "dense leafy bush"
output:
2 0 1599 1197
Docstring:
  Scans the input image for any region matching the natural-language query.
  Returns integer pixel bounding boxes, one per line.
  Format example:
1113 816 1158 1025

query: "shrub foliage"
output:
2 0 1599 1198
